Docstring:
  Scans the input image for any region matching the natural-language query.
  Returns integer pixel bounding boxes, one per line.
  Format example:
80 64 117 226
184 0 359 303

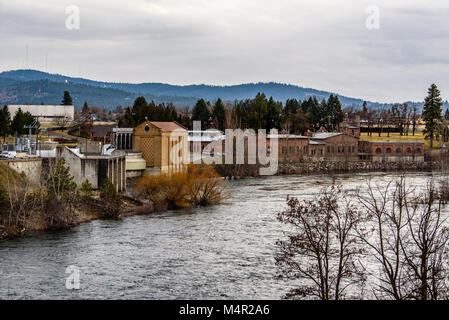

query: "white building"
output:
7 105 74 121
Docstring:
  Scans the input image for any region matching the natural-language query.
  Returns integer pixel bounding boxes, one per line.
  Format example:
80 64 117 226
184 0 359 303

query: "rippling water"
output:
0 171 441 299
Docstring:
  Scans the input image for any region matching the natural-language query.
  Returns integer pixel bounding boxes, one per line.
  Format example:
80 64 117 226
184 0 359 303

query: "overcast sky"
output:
1 0 448 103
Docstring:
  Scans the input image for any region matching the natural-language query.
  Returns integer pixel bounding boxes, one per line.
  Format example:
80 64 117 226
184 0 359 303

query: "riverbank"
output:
0 194 151 241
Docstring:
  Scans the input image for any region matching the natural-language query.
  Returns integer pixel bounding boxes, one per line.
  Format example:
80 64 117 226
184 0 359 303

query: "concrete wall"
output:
4 158 42 186
60 147 99 188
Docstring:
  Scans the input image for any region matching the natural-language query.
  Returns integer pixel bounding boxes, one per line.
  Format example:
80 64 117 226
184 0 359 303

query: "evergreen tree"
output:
132 96 149 124
306 97 322 130
192 99 211 129
327 95 344 131
212 98 226 131
266 97 283 130
11 108 26 135
82 101 89 114
46 159 77 198
80 179 94 198
248 93 268 130
61 91 73 106
423 84 444 148
284 99 300 117
445 108 449 121
0 106 11 142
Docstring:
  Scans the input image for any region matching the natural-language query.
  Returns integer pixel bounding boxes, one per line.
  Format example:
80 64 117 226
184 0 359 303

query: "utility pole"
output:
24 119 39 155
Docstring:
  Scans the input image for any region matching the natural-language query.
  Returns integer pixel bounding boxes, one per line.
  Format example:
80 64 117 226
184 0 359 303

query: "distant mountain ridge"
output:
0 69 424 111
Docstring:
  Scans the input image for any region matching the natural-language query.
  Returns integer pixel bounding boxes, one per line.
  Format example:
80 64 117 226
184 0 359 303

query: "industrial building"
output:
7 105 74 121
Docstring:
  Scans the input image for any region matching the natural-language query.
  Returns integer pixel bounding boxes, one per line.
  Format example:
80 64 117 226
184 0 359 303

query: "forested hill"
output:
0 69 393 110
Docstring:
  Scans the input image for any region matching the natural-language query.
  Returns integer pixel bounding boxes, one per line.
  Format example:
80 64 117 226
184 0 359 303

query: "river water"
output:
0 171 443 299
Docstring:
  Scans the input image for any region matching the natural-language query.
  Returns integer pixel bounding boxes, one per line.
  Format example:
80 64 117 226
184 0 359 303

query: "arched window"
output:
416 148 422 154
407 147 412 154
396 147 402 154
386 147 392 154
375 148 382 154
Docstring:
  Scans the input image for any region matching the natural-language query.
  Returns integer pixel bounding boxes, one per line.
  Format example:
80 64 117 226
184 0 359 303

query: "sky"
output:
1 0 449 103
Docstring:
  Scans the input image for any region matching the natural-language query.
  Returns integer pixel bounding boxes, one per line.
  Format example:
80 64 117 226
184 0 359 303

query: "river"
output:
0 171 442 299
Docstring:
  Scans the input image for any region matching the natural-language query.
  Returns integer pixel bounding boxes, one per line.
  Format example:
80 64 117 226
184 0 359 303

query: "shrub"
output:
100 178 121 219
80 179 94 198
44 159 78 229
135 165 228 210
0 183 8 212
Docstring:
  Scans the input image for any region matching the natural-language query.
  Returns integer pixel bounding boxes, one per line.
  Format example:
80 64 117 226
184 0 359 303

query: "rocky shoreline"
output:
277 160 446 175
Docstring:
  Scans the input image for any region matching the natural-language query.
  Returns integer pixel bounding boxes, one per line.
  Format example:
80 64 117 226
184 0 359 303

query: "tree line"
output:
118 92 345 135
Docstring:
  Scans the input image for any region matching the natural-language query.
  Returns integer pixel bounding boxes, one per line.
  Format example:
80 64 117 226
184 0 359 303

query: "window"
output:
282 146 286 154
386 147 392 154
327 146 330 153
297 146 300 153
290 146 294 154
407 147 412 154
416 148 422 154
396 147 401 154
375 148 382 154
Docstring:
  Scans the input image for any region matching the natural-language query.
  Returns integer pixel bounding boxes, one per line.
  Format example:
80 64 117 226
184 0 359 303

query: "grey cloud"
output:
1 0 449 102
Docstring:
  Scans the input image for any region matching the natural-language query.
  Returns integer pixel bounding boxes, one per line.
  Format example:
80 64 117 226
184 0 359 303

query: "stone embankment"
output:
277 160 447 175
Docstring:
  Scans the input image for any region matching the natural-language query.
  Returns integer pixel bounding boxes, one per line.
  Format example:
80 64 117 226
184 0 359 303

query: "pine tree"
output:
266 97 283 131
11 108 26 135
248 93 268 130
80 179 94 198
82 101 89 114
423 84 444 148
192 99 211 129
132 96 149 124
212 98 226 131
46 159 77 199
61 91 73 106
0 106 11 142
327 95 344 131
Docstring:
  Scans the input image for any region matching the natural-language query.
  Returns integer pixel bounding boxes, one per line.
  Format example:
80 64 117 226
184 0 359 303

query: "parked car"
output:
0 151 16 159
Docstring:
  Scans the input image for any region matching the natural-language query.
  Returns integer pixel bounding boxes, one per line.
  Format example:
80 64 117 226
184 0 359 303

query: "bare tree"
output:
56 115 72 132
276 185 366 300
356 178 411 299
401 182 449 300
356 178 449 300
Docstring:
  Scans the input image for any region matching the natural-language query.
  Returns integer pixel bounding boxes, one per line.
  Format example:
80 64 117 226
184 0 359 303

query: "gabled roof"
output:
149 121 187 132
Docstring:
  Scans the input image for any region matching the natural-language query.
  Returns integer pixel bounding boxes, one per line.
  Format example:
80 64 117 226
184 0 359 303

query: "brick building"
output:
358 141 425 162
310 132 359 160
